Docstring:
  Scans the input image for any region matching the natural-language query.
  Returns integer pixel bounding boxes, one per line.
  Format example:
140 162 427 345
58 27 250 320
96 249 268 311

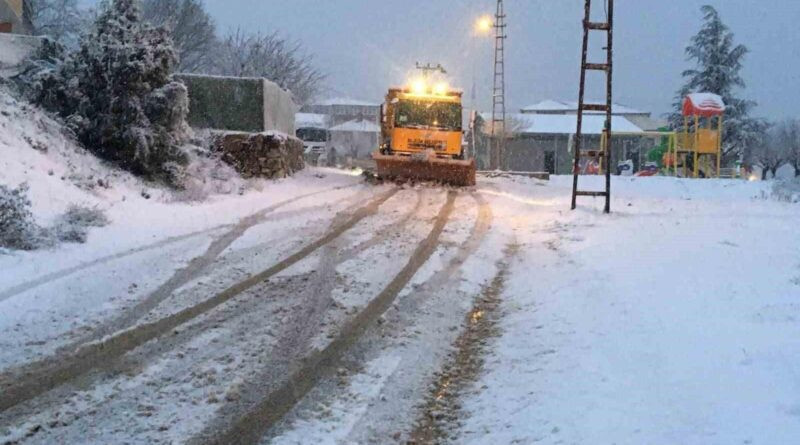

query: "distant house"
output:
477 109 662 174
0 0 32 34
328 118 381 160
302 98 381 128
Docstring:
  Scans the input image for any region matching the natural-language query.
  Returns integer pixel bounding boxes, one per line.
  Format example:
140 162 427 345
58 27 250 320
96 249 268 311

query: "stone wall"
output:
176 74 297 135
212 132 304 179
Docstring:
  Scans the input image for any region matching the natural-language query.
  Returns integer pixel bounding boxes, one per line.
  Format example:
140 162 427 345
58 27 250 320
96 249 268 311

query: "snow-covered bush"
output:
52 204 110 243
0 183 43 251
35 0 189 186
773 179 800 204
172 146 246 202
9 37 66 100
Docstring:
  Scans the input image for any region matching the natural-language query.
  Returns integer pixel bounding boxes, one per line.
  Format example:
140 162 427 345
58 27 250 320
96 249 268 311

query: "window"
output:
296 128 328 143
395 99 462 131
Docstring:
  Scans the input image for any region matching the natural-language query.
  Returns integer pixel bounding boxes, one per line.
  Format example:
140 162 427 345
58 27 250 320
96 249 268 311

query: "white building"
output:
328 119 381 160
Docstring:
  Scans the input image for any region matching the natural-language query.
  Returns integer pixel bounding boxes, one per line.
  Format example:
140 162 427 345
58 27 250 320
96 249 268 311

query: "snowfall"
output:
2 86 800 444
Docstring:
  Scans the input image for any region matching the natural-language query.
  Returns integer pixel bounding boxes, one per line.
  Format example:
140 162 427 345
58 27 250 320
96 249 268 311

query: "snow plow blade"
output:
372 151 477 187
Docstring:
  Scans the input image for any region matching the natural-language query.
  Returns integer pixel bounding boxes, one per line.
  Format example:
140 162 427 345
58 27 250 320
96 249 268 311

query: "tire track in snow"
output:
320 192 493 444
410 242 518 444
109 188 427 382
0 187 399 414
0 188 424 435
191 191 458 445
0 184 360 305
81 185 367 343
0 227 227 304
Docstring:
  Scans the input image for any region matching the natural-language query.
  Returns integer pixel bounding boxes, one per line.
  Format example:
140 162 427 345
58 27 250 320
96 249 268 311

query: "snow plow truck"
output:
372 66 476 186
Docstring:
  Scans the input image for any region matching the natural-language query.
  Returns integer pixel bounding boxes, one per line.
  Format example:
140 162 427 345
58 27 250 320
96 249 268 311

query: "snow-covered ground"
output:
2 151 799 444
460 175 800 445
264 175 800 445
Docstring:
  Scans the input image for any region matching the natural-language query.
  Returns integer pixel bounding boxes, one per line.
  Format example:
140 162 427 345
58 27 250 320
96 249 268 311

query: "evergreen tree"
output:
669 5 764 163
36 0 189 185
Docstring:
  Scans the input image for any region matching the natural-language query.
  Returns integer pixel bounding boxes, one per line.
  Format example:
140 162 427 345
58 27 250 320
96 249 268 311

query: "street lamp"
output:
470 14 494 160
471 15 494 106
475 15 493 35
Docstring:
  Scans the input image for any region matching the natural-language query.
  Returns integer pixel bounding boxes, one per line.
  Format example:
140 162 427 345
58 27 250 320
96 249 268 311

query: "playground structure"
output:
587 93 726 179
664 93 726 178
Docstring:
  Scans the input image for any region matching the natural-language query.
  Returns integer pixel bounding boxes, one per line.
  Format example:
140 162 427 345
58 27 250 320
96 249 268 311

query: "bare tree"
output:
749 123 788 180
27 0 84 46
774 120 800 177
141 0 217 73
215 28 325 106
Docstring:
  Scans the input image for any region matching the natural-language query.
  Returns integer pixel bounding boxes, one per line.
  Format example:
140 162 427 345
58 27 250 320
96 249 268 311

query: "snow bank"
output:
0 87 150 224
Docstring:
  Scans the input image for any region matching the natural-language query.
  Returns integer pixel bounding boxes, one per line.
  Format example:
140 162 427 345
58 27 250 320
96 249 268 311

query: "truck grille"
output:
408 139 446 151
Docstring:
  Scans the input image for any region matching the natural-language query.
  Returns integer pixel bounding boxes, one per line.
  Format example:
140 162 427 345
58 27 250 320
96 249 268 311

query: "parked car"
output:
635 162 660 177
617 159 634 176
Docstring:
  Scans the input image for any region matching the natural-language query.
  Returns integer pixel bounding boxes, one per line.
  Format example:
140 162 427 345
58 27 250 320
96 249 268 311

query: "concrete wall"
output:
0 33 41 77
176 74 297 135
263 79 297 136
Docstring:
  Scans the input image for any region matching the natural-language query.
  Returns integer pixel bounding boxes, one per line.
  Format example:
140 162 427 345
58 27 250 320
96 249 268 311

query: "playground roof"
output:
683 93 726 117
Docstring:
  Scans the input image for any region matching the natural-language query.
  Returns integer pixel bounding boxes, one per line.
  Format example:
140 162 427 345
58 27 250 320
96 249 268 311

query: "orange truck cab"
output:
380 88 464 159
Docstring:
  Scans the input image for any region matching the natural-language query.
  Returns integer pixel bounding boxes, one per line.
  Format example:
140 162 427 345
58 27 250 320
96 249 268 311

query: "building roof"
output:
624 115 669 132
329 119 381 133
521 99 648 116
313 97 381 107
519 99 572 112
485 113 643 135
295 112 328 129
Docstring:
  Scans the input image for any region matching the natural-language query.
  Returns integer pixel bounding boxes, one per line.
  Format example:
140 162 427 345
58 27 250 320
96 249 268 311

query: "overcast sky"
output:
87 1 800 119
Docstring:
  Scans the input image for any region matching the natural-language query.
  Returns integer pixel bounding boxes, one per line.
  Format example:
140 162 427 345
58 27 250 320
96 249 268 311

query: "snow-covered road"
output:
1 170 798 445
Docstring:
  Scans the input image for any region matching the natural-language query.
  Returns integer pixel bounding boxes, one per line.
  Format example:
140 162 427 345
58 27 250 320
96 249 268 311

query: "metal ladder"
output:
571 0 614 214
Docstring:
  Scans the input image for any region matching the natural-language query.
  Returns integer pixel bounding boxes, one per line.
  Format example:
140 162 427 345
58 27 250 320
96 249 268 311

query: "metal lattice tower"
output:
490 0 507 170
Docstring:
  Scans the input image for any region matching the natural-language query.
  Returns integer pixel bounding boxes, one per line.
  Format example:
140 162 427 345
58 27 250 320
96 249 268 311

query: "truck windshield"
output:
296 128 328 143
395 100 461 131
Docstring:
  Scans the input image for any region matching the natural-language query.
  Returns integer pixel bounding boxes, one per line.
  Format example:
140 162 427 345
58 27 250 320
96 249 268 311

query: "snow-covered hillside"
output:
0 86 152 225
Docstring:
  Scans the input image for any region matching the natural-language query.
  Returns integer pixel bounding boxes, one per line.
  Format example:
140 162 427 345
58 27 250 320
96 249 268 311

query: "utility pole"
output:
490 0 507 170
